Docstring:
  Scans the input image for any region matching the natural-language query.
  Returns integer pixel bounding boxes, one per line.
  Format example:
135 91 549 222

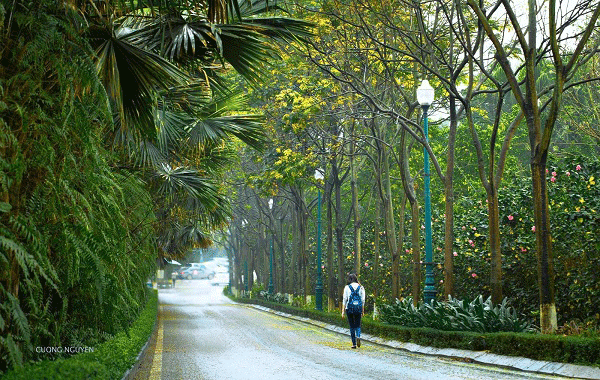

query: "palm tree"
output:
88 0 312 258
0 0 311 370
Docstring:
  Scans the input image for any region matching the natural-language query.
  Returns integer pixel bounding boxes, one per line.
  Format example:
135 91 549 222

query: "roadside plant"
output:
379 296 535 333
258 291 288 304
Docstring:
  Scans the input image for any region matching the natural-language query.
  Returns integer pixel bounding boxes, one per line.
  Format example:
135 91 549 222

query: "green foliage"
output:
379 296 534 333
327 149 600 330
1 0 309 372
449 153 600 325
0 3 156 371
2 290 158 380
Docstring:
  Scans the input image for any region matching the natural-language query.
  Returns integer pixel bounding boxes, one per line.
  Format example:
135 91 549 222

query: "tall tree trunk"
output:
410 200 420 305
232 246 239 293
350 133 362 276
465 86 506 306
236 241 243 291
279 217 286 293
397 193 407 295
531 158 557 333
297 193 309 300
400 128 420 305
302 205 309 302
381 148 400 299
248 247 255 290
326 173 336 311
290 197 298 295
260 223 267 287
291 186 309 302
443 96 457 299
334 162 345 306
373 190 380 300
487 188 503 304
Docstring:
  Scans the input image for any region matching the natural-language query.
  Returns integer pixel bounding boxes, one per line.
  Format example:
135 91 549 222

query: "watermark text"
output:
35 346 95 354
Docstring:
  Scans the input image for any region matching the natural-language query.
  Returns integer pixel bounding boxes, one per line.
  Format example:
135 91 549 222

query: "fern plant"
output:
1 0 310 372
0 5 155 370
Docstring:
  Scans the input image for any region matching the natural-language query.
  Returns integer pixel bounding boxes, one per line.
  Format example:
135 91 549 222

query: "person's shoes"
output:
357 338 361 347
351 345 357 349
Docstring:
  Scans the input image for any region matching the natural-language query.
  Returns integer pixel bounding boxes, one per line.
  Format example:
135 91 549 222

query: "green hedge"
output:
236 297 600 367
2 290 158 380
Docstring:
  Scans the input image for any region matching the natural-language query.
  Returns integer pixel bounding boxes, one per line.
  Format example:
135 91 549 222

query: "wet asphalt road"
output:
135 280 570 380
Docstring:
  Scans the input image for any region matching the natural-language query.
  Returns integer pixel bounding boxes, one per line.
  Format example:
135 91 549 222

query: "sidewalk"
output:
247 304 600 380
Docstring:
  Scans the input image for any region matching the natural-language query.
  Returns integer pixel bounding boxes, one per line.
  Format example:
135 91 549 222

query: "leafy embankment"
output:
2 290 158 379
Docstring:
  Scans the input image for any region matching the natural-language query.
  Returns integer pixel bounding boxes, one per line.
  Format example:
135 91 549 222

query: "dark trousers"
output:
346 312 362 345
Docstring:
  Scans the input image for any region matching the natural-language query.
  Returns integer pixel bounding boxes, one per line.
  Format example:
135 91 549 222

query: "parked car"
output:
176 266 189 280
178 263 215 280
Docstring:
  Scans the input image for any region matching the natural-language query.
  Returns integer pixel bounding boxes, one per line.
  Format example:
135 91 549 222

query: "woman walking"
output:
341 273 365 348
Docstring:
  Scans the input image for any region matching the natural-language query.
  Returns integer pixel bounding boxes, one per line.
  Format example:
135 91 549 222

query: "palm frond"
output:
178 222 214 247
243 17 314 43
92 27 191 141
156 86 265 152
155 108 186 159
122 10 312 83
160 83 213 112
192 142 238 175
188 92 265 149
156 220 213 257
114 0 229 23
235 0 284 18
190 115 264 150
134 140 169 167
154 165 223 208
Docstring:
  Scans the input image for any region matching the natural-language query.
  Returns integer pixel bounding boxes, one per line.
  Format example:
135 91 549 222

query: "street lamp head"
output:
416 79 435 107
268 198 274 210
314 169 324 181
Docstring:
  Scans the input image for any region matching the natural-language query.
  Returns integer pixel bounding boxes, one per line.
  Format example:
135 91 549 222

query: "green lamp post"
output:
314 169 324 311
417 79 437 304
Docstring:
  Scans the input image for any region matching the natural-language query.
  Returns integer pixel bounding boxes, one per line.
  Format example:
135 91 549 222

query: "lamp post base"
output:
315 284 323 311
424 266 437 304
424 287 437 304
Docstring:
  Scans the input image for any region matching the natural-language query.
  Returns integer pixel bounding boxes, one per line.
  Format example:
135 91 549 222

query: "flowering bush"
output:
452 154 600 325
321 154 598 329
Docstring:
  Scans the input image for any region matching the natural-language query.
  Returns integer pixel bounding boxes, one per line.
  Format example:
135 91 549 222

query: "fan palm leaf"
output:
188 91 264 149
157 220 213 258
91 26 191 140
154 165 226 213
177 222 213 248
190 142 238 175
188 114 263 150
122 10 312 83
156 86 265 158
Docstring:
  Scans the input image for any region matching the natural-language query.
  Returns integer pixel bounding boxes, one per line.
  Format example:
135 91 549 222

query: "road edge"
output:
121 308 160 380
245 303 600 380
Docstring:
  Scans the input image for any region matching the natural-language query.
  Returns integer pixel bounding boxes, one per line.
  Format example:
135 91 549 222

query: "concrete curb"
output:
247 304 600 380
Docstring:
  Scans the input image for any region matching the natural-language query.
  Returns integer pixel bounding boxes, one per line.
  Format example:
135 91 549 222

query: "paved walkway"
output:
248 304 600 380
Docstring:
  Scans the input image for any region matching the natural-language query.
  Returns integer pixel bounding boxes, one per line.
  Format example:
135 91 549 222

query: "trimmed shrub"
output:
2 290 158 379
